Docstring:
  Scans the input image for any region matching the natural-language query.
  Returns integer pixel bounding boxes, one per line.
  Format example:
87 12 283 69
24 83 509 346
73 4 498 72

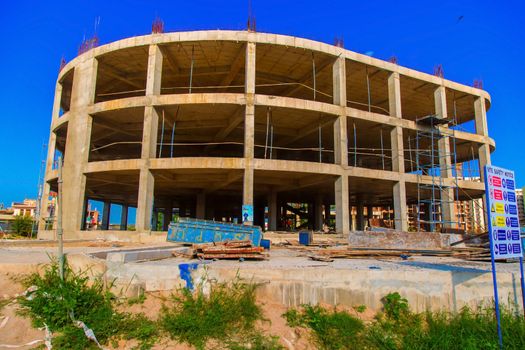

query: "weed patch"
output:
160 279 277 349
284 297 525 350
17 259 158 350
283 305 364 350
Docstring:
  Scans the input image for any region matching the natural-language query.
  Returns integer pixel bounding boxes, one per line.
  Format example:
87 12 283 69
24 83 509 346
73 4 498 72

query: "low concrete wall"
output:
348 230 464 250
67 251 523 314
38 229 168 243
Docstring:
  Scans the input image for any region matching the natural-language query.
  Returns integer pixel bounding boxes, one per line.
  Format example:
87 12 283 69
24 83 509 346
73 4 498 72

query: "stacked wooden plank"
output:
193 240 268 260
291 245 492 261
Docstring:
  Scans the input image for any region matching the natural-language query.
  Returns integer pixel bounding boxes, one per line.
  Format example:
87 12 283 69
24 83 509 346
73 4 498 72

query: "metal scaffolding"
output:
415 114 460 233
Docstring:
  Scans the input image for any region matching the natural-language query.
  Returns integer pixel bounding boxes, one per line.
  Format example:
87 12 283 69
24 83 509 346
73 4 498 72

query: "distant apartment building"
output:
12 199 37 217
0 199 37 233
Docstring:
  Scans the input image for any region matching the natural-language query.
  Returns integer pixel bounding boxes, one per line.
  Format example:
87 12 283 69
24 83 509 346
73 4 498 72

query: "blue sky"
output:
0 0 524 209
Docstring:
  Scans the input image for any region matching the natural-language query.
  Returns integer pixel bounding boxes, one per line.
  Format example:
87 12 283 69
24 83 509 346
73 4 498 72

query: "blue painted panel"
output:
167 218 262 246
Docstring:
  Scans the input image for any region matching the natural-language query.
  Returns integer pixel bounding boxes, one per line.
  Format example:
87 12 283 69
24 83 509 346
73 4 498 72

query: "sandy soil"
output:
1 270 371 350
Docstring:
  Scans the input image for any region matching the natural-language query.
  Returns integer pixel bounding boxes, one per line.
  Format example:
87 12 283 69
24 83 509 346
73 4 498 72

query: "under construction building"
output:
37 30 494 239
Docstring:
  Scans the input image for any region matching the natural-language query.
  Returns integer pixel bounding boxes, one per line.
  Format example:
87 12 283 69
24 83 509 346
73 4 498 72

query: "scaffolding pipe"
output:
170 121 176 158
366 67 371 112
380 129 385 170
318 121 322 163
408 135 413 172
189 45 195 93
312 53 316 101
264 107 270 159
269 124 274 159
159 110 165 157
171 107 179 158
353 122 357 166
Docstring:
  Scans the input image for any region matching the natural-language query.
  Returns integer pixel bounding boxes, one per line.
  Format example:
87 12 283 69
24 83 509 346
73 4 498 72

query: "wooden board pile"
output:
192 240 268 260
285 244 491 262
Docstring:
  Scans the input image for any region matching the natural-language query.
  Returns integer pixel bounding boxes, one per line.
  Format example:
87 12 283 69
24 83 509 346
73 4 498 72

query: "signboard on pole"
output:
484 165 523 259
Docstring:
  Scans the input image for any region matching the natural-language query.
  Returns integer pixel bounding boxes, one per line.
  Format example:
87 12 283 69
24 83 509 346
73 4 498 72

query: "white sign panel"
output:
484 165 523 258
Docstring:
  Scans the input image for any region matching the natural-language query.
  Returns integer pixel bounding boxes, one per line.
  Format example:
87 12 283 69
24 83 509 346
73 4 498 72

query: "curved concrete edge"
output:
57 30 491 106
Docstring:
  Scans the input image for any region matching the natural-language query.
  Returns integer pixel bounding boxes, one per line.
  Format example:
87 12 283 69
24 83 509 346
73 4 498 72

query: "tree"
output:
12 215 34 236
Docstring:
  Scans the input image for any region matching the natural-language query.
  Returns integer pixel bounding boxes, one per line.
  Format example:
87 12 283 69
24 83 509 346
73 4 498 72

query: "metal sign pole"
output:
488 228 503 349
483 165 503 349
520 257 525 317
57 156 64 280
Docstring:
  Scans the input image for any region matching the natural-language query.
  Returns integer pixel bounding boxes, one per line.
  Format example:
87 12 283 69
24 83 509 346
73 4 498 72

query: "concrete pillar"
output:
39 80 62 233
136 45 163 232
152 210 159 231
356 198 365 231
268 191 277 231
120 204 128 230
333 57 348 166
314 195 324 231
101 201 110 230
163 206 171 231
393 182 408 231
60 58 97 236
332 56 350 235
474 97 491 178
434 86 455 228
324 204 331 226
388 72 408 231
335 176 350 234
242 41 256 225
196 193 206 219
367 205 373 228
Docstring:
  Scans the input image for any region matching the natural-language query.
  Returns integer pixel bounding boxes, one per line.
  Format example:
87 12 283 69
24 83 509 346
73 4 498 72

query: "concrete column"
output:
388 72 408 231
474 97 491 179
267 190 277 231
335 176 350 234
60 58 97 236
152 210 159 231
101 201 110 230
196 193 206 219
393 182 408 231
332 57 350 235
163 206 171 231
324 204 331 225
333 57 348 166
434 86 455 228
314 194 324 231
136 45 163 232
356 198 365 231
242 41 256 225
367 205 373 228
136 169 155 231
120 204 128 230
39 80 63 233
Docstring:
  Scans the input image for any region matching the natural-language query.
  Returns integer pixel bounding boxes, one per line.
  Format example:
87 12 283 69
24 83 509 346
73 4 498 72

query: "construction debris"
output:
182 240 269 260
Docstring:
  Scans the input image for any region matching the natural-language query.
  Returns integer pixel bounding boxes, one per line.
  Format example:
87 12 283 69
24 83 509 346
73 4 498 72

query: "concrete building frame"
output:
38 30 494 239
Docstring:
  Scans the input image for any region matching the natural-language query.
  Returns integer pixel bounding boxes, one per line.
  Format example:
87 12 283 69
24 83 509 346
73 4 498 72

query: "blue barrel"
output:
260 239 271 250
299 230 312 245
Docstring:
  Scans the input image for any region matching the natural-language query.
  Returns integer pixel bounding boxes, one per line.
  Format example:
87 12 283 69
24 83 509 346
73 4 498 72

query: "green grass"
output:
284 297 525 350
283 305 364 350
160 279 280 350
17 259 158 350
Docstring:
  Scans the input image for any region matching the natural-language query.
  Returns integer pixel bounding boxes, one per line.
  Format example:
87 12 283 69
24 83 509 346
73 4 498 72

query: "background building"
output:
37 30 494 239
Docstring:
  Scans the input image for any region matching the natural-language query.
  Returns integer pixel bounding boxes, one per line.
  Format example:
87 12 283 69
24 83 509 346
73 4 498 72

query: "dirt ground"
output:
0 269 377 350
